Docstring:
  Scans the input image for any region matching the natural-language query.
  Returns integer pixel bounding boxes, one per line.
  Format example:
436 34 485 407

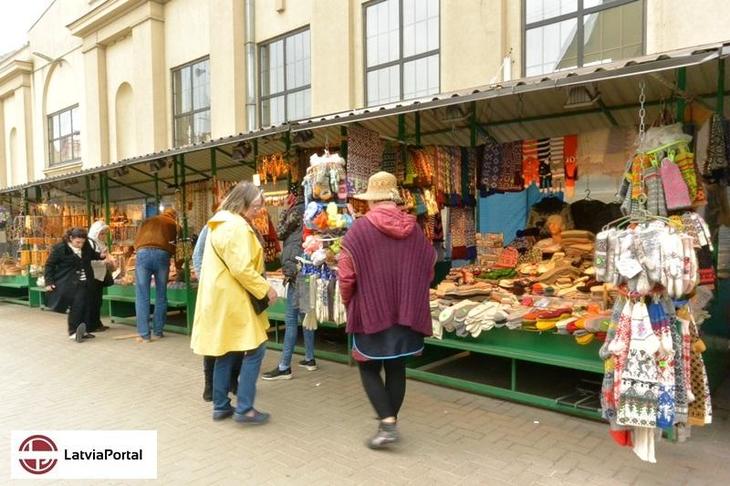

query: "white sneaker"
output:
69 333 76 340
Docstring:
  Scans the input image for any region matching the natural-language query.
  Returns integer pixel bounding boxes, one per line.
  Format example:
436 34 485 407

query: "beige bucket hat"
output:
352 171 400 201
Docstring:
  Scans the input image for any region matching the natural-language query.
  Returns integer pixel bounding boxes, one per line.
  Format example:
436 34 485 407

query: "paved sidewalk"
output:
1 304 729 485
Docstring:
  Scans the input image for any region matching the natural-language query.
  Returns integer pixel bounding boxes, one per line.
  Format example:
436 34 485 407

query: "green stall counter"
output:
0 274 32 306
103 284 196 335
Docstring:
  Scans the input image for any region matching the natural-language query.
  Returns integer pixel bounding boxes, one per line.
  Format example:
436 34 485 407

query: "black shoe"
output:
233 409 270 425
261 366 292 381
213 408 234 421
82 333 96 339
94 324 109 332
75 323 86 343
203 384 212 402
298 359 318 371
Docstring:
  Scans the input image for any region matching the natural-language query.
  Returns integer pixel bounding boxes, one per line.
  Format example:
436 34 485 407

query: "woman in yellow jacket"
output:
191 182 278 424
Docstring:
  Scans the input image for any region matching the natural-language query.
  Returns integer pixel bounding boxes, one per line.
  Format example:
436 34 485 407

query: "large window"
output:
259 28 311 127
173 57 211 146
524 0 643 77
364 0 439 107
48 105 81 166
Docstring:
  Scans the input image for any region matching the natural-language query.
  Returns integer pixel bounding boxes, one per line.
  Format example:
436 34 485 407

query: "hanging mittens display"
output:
660 157 692 211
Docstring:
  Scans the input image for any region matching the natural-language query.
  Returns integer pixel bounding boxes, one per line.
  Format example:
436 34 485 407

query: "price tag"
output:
616 257 643 278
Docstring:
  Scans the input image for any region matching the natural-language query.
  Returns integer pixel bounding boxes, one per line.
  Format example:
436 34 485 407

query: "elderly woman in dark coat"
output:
45 227 105 342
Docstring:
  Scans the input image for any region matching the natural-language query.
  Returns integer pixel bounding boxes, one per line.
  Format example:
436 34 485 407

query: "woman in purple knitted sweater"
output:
339 172 436 449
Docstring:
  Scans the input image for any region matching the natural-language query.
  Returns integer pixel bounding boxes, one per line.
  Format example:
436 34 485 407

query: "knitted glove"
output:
681 234 698 295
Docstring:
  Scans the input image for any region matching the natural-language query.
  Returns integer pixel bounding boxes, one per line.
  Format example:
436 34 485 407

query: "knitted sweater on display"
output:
341 206 435 336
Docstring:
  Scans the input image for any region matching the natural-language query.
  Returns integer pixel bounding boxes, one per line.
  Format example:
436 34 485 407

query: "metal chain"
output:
638 80 647 143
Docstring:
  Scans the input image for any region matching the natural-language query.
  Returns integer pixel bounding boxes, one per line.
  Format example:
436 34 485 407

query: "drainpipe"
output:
245 0 257 131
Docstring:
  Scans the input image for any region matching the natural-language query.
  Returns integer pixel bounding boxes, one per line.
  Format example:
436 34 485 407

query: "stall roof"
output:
2 41 729 199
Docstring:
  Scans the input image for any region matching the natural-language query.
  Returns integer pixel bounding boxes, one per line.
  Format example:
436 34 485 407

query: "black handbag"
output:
210 242 269 315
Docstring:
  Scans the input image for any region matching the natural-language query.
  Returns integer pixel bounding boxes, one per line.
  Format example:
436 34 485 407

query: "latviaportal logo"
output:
18 435 58 475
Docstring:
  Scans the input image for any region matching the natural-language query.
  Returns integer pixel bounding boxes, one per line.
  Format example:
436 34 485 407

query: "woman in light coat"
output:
191 182 277 425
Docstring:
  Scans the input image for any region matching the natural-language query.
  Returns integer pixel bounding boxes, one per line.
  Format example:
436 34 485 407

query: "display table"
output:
0 275 32 306
103 284 195 334
407 327 604 419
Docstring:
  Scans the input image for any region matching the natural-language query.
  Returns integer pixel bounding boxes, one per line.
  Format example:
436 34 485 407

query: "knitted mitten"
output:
660 158 692 211
638 225 664 284
681 234 698 295
595 230 609 282
675 145 699 200
661 232 684 298
631 302 660 356
643 166 667 216
607 229 620 285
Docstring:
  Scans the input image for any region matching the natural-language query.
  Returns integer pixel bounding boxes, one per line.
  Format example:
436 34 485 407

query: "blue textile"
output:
478 184 563 244
192 225 208 277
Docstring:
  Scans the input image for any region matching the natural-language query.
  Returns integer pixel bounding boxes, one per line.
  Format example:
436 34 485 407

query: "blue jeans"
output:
135 248 171 339
213 344 266 414
279 283 315 370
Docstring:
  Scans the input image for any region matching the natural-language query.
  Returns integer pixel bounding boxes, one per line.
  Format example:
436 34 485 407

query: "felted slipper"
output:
575 333 595 345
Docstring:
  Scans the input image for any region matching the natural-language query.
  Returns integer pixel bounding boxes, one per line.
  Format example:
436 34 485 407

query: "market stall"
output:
0 44 726 454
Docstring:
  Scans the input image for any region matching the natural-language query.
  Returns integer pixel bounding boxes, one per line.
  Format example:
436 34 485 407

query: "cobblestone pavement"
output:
1 304 729 485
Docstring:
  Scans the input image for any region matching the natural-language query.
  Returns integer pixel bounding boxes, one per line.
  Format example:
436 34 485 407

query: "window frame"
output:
363 0 441 107
521 0 645 76
258 26 312 127
47 104 81 167
171 55 211 147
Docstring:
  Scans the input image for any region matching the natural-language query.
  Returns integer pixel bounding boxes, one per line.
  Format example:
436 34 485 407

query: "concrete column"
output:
13 86 34 185
209 0 246 137
311 0 353 116
82 45 110 168
133 18 167 153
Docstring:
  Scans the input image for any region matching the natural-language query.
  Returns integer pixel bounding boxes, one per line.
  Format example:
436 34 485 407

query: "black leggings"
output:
358 358 407 420
204 355 241 391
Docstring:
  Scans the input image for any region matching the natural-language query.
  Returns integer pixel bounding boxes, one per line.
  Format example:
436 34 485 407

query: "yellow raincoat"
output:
191 210 271 356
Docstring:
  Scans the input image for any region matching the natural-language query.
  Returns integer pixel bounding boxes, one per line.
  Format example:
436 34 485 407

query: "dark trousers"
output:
67 281 90 335
204 354 242 392
358 358 407 420
86 279 103 331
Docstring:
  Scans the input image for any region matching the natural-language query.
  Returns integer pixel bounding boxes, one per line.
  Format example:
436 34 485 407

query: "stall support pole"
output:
676 67 687 123
415 112 421 147
210 147 217 177
717 58 725 116
102 173 112 249
713 58 726 265
470 101 480 232
340 126 348 160
154 173 160 213
179 154 194 331
510 359 517 391
85 176 92 227
398 114 407 175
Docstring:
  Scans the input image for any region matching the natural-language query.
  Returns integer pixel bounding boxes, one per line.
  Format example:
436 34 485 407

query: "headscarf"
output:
88 220 109 252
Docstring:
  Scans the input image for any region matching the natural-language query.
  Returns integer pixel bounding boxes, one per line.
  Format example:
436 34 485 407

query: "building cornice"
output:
0 60 33 98
67 0 168 40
